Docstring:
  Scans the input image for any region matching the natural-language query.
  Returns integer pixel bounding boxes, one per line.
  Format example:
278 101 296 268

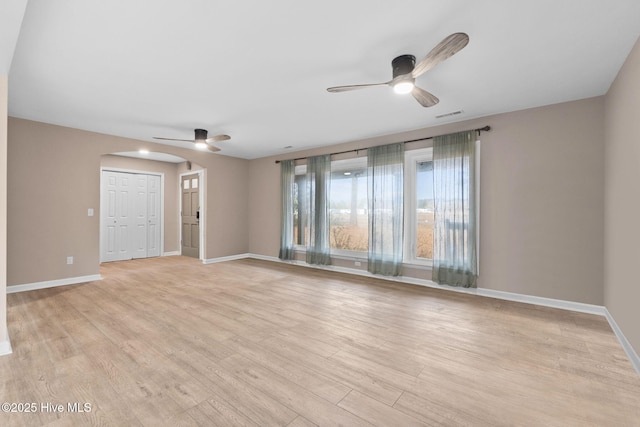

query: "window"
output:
329 158 368 253
404 148 434 265
291 149 438 265
293 166 307 246
415 160 434 259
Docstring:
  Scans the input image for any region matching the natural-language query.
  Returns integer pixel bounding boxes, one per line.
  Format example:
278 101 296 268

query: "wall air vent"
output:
435 110 464 119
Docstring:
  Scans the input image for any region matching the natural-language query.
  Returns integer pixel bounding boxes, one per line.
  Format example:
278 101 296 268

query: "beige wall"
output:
7 118 250 287
249 96 605 305
604 36 640 354
4 60 638 357
175 159 249 259
100 155 180 254
0 76 7 346
203 155 249 259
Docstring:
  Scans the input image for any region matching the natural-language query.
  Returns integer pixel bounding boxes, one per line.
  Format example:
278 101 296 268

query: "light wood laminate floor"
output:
1 256 639 426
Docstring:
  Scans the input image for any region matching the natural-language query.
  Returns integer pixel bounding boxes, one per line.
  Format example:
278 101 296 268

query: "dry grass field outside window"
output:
296 211 434 259
416 211 434 259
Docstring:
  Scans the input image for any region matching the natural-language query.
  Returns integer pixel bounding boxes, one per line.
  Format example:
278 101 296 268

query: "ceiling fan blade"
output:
327 82 390 92
206 145 221 152
412 86 439 107
153 136 195 142
412 32 469 78
205 134 231 143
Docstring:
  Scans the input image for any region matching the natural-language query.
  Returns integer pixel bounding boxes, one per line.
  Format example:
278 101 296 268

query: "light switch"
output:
88 208 94 217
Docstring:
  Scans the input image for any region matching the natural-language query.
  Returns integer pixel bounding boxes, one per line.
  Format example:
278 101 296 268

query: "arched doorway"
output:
99 151 205 262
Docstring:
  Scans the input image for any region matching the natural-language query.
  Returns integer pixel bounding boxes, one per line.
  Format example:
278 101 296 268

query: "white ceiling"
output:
7 0 640 159
0 0 28 74
111 151 186 163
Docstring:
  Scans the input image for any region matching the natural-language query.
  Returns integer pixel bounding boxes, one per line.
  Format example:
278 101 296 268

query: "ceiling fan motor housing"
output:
392 55 416 78
194 128 208 141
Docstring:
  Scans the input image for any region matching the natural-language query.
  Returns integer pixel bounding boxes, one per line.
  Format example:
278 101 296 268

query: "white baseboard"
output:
248 253 280 262
162 251 181 257
247 254 605 315
203 253 252 265
604 308 640 376
244 253 637 376
3 254 636 375
474 288 606 316
0 329 12 356
7 274 103 294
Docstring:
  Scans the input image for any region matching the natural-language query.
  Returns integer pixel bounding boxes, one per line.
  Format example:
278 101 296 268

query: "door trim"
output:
100 167 165 262
179 170 205 261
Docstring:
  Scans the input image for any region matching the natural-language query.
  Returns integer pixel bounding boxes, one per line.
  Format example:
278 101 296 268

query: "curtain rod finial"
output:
476 125 490 136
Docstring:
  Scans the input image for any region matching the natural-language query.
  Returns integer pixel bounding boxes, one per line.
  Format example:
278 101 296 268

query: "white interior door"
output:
132 174 148 259
147 175 161 257
101 170 162 262
102 171 133 262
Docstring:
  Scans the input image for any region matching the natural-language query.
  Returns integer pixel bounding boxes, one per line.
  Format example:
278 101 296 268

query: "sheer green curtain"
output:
433 130 478 287
306 155 331 265
278 159 295 260
367 143 404 276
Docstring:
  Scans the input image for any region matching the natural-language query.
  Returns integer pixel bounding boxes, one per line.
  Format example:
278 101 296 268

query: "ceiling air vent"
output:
435 110 464 119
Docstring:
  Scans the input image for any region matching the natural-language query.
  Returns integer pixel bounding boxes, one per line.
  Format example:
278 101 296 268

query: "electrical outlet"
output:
354 261 361 267
67 256 74 265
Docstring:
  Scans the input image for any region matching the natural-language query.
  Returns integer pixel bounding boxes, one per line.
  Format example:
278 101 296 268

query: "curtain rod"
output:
274 126 490 164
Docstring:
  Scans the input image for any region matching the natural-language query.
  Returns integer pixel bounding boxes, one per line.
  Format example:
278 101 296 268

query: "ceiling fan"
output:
327 32 469 107
153 128 230 152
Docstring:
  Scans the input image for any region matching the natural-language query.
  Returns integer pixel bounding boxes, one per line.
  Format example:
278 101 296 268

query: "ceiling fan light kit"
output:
194 128 210 150
393 79 415 94
391 54 417 94
327 32 469 107
153 128 231 153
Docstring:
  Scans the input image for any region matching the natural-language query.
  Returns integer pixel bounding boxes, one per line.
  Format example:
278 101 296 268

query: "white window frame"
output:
475 139 481 274
403 147 434 267
328 157 368 259
289 141 480 270
293 164 307 251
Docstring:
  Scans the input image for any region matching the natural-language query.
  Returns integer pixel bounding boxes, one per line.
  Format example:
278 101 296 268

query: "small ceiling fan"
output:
153 128 230 152
327 32 469 107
